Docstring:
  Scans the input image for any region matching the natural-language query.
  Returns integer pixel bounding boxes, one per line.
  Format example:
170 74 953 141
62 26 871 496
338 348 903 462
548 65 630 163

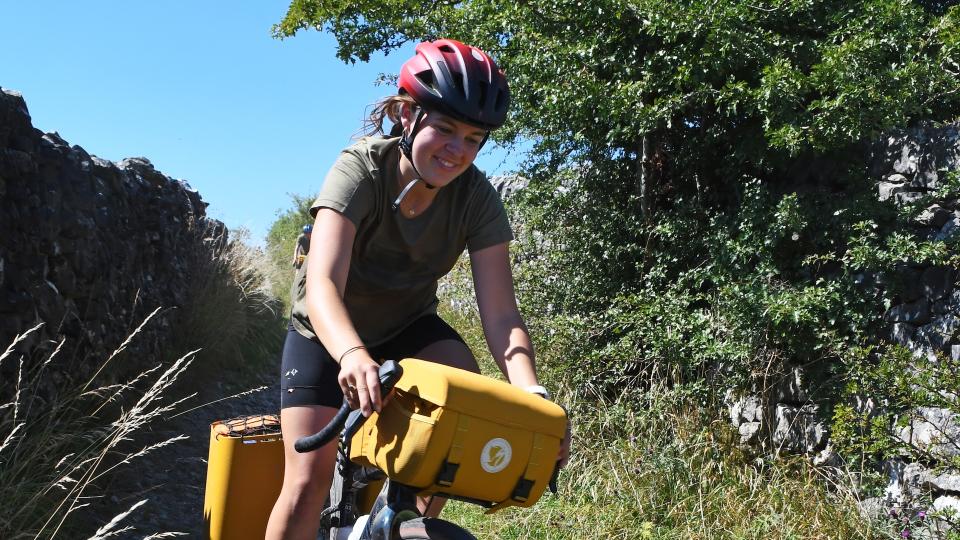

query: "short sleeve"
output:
465 171 514 253
311 147 375 228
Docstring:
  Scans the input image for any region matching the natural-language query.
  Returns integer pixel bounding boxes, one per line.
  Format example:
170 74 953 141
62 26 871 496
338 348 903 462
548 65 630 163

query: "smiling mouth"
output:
435 156 458 169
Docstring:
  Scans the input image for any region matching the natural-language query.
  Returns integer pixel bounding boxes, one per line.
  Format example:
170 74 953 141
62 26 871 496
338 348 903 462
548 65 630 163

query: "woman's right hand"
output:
338 352 382 416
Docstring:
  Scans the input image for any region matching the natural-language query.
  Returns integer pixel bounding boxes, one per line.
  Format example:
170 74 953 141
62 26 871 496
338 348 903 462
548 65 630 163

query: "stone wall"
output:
872 124 960 532
727 122 960 535
875 123 960 361
0 87 225 392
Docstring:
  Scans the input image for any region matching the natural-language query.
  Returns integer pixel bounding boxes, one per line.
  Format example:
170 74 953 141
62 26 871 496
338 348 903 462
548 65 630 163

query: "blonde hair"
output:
360 94 419 138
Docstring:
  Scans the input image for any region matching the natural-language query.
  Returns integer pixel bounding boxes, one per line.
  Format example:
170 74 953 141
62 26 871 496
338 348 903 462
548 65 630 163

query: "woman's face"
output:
403 108 487 187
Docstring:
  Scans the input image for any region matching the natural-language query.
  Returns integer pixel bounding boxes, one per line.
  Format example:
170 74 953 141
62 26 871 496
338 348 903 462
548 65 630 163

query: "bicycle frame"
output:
297 359 562 540
297 361 476 540
320 426 422 540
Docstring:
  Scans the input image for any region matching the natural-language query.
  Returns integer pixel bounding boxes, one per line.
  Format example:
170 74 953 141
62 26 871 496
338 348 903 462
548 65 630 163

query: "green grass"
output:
442 390 886 539
436 256 892 540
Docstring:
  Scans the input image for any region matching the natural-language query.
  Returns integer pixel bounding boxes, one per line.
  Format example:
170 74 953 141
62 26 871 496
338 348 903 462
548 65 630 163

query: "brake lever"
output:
294 360 404 453
342 360 403 441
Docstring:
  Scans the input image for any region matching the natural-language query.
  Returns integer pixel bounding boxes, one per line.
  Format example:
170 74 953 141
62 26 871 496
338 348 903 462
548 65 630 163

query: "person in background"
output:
266 38 571 540
293 224 312 269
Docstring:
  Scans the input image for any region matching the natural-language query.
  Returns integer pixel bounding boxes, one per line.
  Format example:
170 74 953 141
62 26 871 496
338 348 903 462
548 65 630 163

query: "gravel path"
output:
87 366 282 539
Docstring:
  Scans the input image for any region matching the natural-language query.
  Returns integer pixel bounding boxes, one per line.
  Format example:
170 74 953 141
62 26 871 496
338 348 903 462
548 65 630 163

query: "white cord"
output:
391 178 420 212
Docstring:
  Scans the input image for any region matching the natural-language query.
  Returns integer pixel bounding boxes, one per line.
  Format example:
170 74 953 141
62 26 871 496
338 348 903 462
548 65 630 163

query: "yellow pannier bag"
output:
203 415 284 539
349 359 567 513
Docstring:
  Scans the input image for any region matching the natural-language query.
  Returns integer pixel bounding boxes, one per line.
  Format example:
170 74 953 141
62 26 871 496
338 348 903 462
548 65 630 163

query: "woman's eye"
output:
437 125 453 134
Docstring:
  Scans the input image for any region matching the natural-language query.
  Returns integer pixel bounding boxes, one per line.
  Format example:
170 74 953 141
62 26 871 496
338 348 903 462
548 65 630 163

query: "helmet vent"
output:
494 89 506 111
438 44 456 53
477 83 488 109
452 71 466 96
416 70 436 90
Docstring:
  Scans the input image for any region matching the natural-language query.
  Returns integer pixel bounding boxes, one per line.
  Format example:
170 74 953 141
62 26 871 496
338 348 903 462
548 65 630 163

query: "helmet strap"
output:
399 108 430 186
394 108 432 213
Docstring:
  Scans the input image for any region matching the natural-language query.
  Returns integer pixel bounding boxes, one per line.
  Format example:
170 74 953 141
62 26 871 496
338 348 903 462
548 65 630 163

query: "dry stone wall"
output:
872 124 960 533
875 123 960 361
726 122 960 536
0 87 225 392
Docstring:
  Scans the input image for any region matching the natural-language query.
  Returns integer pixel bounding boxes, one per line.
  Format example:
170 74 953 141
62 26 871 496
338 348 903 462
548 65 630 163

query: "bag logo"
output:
481 438 512 473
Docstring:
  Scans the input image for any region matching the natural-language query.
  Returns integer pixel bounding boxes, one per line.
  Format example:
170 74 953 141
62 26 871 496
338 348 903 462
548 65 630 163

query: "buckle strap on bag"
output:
436 414 469 487
485 431 548 514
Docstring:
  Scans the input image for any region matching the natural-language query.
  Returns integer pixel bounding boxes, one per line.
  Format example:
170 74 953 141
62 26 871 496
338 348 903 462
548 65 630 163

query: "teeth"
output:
437 158 456 168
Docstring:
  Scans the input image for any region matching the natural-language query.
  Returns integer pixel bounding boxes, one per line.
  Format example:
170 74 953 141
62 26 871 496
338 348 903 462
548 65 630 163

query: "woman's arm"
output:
471 241 571 466
306 208 383 415
469 242 538 388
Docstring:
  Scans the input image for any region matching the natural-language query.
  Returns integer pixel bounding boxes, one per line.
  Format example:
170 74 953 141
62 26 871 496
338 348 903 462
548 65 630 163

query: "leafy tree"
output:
275 0 959 200
272 0 960 394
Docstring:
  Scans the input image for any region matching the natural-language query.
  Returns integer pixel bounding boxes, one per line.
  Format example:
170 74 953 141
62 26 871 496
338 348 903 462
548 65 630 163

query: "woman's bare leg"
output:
265 405 339 540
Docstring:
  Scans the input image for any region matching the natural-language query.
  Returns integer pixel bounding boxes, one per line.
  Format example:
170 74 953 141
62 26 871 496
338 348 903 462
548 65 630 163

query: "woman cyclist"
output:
266 39 571 540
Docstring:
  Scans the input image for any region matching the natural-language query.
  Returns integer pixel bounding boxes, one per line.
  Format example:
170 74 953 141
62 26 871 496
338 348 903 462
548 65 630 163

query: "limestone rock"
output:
922 267 954 302
738 422 762 445
886 298 931 325
914 315 960 353
772 367 809 404
896 191 926 205
879 180 906 201
933 495 960 516
898 407 960 459
773 403 828 454
936 216 960 241
920 470 960 493
726 390 763 426
891 323 916 346
0 87 224 401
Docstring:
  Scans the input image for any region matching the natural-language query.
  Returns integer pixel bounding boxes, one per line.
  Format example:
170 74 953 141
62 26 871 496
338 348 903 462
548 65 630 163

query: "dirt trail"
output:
90 367 281 538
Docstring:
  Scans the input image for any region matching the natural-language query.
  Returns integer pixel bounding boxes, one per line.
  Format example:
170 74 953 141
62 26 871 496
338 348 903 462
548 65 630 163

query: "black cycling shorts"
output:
279 314 466 409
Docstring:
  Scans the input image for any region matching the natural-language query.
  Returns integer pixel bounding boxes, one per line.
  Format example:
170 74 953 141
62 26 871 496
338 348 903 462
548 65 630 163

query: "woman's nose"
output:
445 138 465 156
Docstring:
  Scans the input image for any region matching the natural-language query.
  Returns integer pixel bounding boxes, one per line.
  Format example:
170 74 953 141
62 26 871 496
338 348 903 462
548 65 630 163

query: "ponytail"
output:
360 94 418 138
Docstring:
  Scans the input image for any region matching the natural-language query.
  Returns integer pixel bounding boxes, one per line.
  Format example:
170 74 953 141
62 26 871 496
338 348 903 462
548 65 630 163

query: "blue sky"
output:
0 2 521 245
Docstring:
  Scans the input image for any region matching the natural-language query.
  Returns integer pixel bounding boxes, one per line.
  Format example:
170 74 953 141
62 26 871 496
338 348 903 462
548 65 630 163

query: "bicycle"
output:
294 359 566 540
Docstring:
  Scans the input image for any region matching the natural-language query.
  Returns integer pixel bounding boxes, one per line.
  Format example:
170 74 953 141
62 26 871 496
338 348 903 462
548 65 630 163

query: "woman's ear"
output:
399 102 423 134
399 102 414 129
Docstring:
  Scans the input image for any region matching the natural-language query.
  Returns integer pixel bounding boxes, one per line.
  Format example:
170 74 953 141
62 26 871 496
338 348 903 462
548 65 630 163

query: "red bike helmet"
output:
399 39 510 131
391 39 509 203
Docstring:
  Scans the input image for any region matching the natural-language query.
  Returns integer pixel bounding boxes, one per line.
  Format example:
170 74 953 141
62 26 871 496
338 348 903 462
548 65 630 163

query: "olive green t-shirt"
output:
290 136 514 345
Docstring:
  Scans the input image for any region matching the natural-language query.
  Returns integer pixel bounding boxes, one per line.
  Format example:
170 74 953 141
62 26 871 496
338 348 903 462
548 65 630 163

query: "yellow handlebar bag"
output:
349 359 567 513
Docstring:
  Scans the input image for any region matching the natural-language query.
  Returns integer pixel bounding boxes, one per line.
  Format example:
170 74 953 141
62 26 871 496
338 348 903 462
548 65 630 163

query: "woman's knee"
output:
415 339 479 373
281 464 332 499
278 406 339 500
280 444 336 499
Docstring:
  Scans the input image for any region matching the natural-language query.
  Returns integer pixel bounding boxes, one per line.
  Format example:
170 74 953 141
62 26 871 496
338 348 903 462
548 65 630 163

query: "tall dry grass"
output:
0 315 191 539
0 225 286 538
169 225 284 387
